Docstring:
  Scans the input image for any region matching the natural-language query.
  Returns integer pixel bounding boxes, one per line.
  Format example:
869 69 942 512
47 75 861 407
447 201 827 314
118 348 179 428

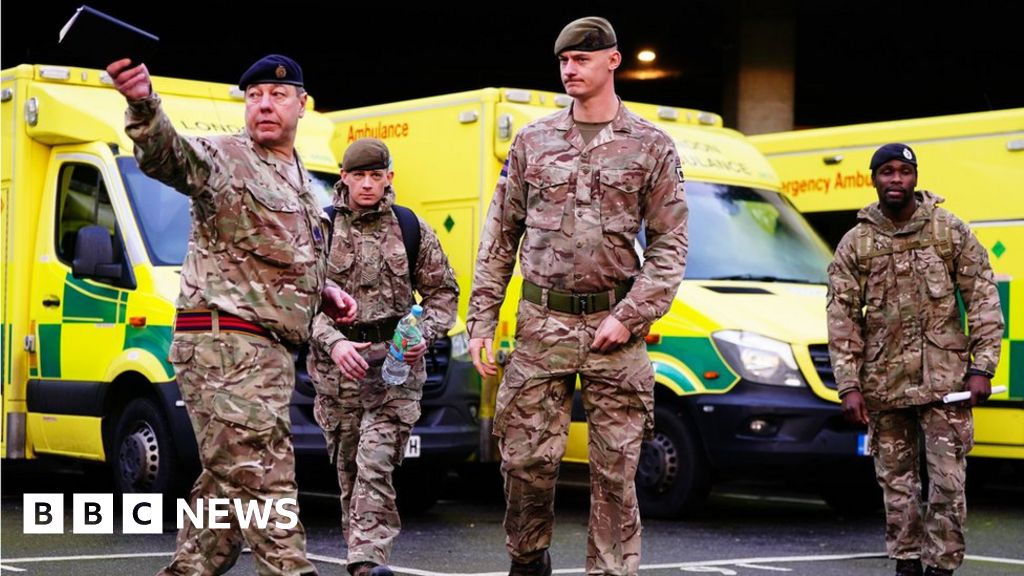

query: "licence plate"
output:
404 435 421 458
857 433 869 456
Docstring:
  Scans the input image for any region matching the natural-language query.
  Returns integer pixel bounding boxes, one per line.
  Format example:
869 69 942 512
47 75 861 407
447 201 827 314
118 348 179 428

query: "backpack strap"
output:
931 209 955 276
853 224 874 298
391 204 421 287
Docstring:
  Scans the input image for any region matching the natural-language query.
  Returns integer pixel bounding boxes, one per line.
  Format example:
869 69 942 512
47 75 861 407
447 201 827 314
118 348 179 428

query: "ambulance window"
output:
54 163 117 264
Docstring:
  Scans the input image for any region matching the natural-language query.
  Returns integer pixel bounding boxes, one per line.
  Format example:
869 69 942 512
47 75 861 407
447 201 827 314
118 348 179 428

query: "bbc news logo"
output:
23 494 299 534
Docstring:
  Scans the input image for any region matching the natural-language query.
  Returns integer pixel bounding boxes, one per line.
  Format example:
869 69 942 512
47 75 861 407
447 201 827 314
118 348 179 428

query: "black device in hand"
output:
58 5 159 70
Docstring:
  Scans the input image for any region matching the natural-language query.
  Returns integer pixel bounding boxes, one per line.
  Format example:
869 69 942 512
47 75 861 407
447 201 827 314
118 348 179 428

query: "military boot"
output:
923 567 953 576
509 550 551 576
349 562 394 576
895 559 922 576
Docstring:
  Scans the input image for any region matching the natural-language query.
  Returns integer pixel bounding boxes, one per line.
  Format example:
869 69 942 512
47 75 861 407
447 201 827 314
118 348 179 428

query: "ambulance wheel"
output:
112 397 178 495
636 405 710 518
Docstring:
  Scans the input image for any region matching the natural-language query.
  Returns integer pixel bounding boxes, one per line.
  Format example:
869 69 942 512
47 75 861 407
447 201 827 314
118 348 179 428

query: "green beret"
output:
238 54 303 90
554 16 617 56
342 138 391 172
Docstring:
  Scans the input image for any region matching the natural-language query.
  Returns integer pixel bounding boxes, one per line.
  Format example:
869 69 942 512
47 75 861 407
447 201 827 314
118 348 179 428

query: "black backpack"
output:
323 204 421 285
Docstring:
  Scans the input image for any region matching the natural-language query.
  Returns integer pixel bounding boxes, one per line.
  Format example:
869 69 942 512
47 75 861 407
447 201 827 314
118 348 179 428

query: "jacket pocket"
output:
599 168 645 232
524 165 571 231
233 185 310 267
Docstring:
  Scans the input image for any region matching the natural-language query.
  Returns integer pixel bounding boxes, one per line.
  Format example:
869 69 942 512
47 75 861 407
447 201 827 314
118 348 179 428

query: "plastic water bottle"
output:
381 305 424 386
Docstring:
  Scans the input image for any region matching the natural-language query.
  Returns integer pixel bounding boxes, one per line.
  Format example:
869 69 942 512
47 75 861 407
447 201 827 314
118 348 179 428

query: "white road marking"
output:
2 550 1022 574
717 492 826 506
968 555 1024 566
735 564 792 571
0 552 171 563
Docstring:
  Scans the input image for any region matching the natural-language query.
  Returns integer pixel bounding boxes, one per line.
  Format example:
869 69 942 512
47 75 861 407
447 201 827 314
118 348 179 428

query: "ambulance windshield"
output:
118 158 339 266
683 181 831 284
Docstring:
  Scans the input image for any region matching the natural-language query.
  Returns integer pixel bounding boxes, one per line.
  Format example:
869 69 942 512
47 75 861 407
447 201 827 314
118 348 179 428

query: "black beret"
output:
554 16 617 55
870 143 917 171
238 54 303 91
342 138 391 172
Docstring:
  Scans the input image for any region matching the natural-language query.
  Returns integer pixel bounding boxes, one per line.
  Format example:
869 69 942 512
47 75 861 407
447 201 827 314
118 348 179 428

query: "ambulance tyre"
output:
112 397 178 496
637 405 710 518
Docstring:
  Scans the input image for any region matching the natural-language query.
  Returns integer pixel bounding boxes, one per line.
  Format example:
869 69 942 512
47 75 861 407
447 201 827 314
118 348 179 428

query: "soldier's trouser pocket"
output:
493 360 530 438
393 400 421 466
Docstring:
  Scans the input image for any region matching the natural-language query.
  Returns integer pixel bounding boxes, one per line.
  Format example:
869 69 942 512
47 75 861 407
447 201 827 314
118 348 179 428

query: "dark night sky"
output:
3 1 1022 129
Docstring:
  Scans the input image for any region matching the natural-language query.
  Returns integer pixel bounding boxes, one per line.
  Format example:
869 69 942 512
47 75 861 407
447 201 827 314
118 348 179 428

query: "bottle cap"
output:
411 304 424 317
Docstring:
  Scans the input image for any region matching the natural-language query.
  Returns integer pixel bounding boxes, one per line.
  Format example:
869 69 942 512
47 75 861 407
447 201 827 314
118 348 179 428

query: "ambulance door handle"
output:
42 295 61 307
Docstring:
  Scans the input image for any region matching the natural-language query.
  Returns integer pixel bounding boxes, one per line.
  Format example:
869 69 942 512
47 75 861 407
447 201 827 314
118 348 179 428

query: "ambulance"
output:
751 109 1024 462
328 89 869 516
0 64 478 507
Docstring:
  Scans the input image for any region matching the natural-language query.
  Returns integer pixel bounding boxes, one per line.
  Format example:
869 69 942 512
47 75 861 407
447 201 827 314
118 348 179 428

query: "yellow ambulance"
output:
751 109 1024 461
328 89 870 516
1 64 478 504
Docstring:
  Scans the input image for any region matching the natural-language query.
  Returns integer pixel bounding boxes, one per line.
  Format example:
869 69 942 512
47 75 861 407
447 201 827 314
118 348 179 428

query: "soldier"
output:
827 143 1003 576
108 55 357 576
466 16 688 576
308 138 459 576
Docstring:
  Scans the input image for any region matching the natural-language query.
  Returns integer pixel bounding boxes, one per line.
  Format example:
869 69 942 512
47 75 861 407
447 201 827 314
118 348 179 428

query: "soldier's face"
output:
244 83 307 150
559 48 621 99
872 159 917 212
342 169 394 209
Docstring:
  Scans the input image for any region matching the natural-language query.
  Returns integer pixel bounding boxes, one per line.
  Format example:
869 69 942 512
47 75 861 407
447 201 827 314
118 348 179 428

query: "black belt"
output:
521 279 632 315
341 317 401 343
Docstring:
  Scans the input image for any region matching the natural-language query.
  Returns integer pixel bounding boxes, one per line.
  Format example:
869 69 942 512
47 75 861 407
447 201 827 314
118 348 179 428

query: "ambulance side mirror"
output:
72 225 122 280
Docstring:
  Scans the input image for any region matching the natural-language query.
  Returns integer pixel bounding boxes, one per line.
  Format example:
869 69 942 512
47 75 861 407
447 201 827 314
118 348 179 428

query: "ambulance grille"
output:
808 344 836 390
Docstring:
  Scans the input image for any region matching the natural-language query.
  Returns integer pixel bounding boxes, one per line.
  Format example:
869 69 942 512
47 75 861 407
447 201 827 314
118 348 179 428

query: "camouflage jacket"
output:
311 183 458 356
827 191 1003 409
466 101 688 339
125 94 329 346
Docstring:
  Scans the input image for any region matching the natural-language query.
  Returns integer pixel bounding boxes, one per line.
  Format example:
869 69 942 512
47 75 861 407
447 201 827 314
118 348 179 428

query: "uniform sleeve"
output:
826 231 865 397
612 137 688 336
124 93 219 215
311 311 347 357
466 137 527 339
953 219 1004 375
414 219 460 342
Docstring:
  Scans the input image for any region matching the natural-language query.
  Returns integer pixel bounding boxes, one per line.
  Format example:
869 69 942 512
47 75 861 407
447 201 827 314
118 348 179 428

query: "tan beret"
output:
342 138 390 172
554 16 617 55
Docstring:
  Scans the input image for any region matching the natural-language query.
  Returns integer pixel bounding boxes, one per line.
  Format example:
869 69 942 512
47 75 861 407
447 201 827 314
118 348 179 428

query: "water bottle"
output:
381 305 424 386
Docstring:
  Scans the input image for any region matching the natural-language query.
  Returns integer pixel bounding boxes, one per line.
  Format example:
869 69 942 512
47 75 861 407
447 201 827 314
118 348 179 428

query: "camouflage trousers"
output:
496 300 655 576
309 342 422 569
162 332 316 576
869 403 974 571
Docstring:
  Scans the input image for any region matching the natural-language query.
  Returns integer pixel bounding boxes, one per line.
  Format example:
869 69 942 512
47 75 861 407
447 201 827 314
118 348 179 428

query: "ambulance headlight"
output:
712 330 806 387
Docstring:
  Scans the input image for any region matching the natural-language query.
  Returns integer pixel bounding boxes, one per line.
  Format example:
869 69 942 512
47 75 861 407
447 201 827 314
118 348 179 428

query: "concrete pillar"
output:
729 0 795 135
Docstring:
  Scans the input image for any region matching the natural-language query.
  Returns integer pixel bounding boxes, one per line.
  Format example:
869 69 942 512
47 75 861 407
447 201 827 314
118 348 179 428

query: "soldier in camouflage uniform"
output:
827 143 1003 576
308 139 458 576
466 17 688 576
109 55 357 576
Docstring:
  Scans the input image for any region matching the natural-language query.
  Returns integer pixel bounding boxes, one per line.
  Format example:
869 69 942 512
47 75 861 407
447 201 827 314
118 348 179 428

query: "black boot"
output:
349 562 393 576
509 550 552 576
896 559 923 576
923 567 954 576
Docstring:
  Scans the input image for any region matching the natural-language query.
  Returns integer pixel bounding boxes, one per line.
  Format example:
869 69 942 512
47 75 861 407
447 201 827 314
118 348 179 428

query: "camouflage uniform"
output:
308 182 458 569
127 94 327 576
827 191 1003 571
467 102 688 576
